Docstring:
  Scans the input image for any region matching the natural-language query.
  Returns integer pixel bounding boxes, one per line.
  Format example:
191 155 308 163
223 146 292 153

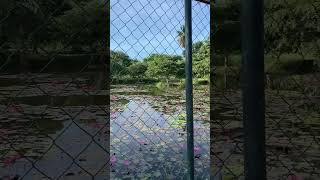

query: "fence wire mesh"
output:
110 0 209 179
211 0 244 179
211 0 320 179
264 0 320 179
0 0 109 179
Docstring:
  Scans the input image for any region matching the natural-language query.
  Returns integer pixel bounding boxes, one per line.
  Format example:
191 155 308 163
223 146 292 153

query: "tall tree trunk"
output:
94 54 106 90
33 41 38 54
19 24 26 73
224 55 228 89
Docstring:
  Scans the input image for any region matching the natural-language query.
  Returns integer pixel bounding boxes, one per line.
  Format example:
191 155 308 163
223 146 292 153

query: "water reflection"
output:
0 73 109 179
110 98 210 179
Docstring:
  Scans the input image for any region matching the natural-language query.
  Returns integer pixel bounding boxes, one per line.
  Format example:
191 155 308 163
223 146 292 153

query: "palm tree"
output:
177 25 186 49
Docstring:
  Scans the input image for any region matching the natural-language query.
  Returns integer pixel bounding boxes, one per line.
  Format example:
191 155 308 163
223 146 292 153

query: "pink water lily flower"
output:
3 154 23 167
138 140 146 145
110 113 117 119
287 174 303 180
89 122 104 129
0 129 8 137
8 104 23 113
1 175 19 180
110 154 117 166
123 160 130 167
111 96 118 101
193 146 201 154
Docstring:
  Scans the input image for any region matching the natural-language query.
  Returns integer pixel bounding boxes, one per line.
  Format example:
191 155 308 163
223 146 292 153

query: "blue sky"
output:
110 0 210 60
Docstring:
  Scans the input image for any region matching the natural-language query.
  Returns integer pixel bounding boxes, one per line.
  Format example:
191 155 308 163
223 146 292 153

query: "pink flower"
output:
194 146 201 154
90 122 104 129
111 96 118 101
287 174 303 180
110 154 117 165
8 104 23 113
123 160 130 167
138 140 146 145
1 175 18 180
0 129 8 137
110 113 117 119
3 154 23 167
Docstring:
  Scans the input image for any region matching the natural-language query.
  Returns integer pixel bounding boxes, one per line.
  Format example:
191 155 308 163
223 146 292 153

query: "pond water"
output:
0 73 210 179
1 72 319 179
0 72 109 179
110 96 210 179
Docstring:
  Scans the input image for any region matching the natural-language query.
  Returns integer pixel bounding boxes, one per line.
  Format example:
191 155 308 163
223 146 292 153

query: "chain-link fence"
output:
264 0 320 179
211 0 243 179
211 0 320 179
110 0 209 179
0 0 109 179
2 0 318 179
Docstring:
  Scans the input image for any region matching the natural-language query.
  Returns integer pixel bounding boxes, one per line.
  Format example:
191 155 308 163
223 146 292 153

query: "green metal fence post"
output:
185 0 194 179
241 0 266 179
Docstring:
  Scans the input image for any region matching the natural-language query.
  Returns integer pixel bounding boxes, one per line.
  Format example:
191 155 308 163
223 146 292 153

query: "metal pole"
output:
185 0 194 179
240 0 266 180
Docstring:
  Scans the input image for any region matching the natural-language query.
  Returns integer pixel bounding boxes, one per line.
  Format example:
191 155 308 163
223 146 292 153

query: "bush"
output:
178 79 185 90
194 78 209 85
127 62 147 78
111 77 157 84
155 81 168 91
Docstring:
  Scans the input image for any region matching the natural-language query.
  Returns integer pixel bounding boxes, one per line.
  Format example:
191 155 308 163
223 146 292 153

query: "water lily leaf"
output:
154 171 161 177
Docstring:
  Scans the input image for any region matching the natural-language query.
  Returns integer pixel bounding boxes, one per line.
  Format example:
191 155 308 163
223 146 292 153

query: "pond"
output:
1 72 319 179
0 72 109 179
110 86 210 179
0 73 210 179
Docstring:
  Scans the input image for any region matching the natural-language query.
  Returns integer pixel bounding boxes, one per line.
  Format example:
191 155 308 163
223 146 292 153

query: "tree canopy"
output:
145 54 184 80
265 0 320 58
53 0 107 52
193 40 210 78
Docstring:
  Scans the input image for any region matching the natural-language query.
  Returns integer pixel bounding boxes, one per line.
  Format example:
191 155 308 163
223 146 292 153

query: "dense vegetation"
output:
1 0 319 85
110 39 210 83
0 0 107 53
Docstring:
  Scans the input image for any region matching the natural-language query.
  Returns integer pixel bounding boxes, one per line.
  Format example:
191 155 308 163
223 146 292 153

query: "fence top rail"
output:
194 0 210 4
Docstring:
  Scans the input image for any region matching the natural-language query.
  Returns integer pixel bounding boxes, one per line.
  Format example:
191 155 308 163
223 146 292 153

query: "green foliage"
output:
128 62 148 78
112 77 157 85
265 0 320 57
192 41 204 54
0 0 45 49
194 78 209 85
211 0 241 57
193 40 210 78
145 54 184 80
54 0 107 52
111 51 132 67
155 81 168 91
111 50 133 77
212 22 241 56
0 0 75 51
168 114 186 129
178 79 185 90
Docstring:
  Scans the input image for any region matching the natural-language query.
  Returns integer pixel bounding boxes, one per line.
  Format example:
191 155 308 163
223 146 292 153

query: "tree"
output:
211 0 241 65
110 50 132 67
193 40 210 78
0 0 43 50
264 0 320 59
145 54 184 82
192 41 204 55
177 25 186 49
0 0 75 52
54 0 107 52
110 50 133 77
128 62 148 78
